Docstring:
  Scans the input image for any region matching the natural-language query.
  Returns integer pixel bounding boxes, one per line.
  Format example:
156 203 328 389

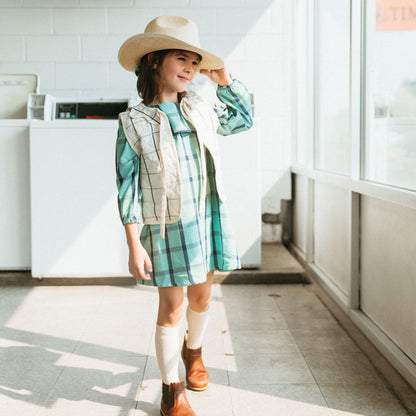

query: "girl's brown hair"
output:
136 50 170 105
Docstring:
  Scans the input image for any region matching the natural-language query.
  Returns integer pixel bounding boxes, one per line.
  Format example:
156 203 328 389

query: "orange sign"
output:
376 0 416 30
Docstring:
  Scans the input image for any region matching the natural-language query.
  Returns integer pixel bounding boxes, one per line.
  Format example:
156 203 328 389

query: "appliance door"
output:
30 120 129 277
0 121 31 269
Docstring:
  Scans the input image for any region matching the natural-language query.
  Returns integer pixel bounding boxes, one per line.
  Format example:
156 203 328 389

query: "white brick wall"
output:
1 1 23 6
23 0 77 6
0 8 52 34
55 63 108 89
217 7 273 34
53 8 107 34
81 35 126 61
26 36 80 61
0 36 24 61
0 0 293 242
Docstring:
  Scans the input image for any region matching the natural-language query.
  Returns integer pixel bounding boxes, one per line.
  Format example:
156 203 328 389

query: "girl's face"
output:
157 50 200 102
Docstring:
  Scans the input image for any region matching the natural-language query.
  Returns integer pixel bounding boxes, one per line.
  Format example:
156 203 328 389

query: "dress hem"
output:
136 264 240 288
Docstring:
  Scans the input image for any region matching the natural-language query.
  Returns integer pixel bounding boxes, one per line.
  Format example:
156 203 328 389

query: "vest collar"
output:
129 93 198 133
128 102 160 124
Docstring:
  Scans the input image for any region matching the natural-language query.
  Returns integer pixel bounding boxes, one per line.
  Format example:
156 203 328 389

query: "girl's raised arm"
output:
201 68 253 136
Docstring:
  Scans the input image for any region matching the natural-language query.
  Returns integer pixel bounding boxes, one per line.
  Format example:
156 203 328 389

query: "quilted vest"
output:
118 92 226 238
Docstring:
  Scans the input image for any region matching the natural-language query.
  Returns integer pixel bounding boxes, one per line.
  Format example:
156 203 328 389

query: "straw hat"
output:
118 15 224 72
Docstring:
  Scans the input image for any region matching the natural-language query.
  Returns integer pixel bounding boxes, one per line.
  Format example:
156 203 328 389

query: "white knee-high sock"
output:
155 324 181 385
186 306 210 349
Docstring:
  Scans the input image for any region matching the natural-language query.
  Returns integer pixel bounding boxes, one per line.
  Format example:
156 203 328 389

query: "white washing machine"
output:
0 120 31 269
0 74 38 270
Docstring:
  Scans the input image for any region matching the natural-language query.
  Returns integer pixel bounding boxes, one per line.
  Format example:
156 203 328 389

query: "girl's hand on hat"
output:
200 68 232 87
128 244 153 280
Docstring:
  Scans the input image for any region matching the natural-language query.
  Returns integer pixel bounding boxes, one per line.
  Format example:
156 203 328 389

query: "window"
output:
315 0 351 175
364 0 416 190
294 1 309 166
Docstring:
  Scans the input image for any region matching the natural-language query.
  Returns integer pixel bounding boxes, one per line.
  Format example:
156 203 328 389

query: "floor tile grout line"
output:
278 282 413 416
134 318 157 415
271 291 332 409
216 296 236 416
312 288 415 416
37 291 103 411
38 331 84 410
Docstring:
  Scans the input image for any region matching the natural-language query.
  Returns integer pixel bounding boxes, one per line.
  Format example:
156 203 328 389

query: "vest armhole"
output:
120 112 141 158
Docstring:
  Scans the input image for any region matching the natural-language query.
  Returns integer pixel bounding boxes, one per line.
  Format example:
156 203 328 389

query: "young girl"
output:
116 15 253 416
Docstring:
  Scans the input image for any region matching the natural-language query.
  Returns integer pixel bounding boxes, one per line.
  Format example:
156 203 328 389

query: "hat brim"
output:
118 33 224 72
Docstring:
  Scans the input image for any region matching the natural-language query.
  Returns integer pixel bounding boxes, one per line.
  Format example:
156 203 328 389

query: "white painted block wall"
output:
0 0 293 243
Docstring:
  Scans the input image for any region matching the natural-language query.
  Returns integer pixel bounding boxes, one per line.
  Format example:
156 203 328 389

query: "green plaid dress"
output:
116 80 253 287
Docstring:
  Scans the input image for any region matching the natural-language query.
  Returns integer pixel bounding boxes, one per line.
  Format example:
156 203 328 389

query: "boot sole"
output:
186 382 209 392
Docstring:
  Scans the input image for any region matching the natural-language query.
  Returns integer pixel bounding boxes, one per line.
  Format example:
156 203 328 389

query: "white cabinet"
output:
0 121 31 269
30 120 129 277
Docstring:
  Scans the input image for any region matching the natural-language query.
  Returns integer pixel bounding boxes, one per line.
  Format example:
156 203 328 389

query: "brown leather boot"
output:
181 335 209 391
160 381 197 416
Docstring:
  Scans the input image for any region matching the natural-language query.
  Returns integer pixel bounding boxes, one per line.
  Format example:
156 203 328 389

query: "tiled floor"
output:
0 282 412 416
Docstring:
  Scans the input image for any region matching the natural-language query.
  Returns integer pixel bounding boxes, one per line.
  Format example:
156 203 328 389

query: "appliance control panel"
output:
54 101 128 119
56 103 77 119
